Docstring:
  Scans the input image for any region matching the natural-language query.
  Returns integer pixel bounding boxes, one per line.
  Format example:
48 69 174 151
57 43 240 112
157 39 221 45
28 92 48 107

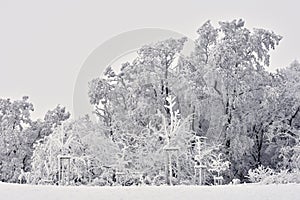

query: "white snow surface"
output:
0 182 299 200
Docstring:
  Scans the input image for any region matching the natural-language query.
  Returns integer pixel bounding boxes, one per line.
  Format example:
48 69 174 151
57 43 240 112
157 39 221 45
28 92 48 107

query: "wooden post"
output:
58 157 61 185
213 176 223 185
116 171 126 186
67 157 70 185
163 146 180 185
57 155 71 185
194 165 207 185
87 159 91 184
194 136 207 185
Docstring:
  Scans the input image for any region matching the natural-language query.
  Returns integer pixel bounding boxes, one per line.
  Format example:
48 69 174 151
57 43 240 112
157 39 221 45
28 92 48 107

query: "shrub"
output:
248 165 300 184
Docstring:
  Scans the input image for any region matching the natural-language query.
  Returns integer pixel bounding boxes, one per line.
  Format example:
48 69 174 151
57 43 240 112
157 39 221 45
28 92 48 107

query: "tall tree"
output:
0 96 33 182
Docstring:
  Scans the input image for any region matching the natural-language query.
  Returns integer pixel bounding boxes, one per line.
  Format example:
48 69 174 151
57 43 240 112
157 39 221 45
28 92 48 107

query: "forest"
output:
1 19 300 186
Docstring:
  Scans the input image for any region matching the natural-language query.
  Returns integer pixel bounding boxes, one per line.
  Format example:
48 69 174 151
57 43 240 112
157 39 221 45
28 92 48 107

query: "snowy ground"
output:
0 182 299 200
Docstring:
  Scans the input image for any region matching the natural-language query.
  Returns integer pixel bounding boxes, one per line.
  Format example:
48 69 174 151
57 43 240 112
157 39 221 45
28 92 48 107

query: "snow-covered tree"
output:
189 19 282 181
86 19 300 184
31 116 119 185
0 96 34 182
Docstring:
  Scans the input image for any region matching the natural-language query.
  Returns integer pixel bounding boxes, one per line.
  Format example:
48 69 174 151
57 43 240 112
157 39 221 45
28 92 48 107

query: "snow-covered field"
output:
0 183 299 200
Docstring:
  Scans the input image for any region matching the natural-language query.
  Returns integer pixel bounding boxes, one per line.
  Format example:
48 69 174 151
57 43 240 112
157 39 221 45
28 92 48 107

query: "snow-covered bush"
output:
271 170 300 184
231 178 241 184
248 165 300 184
90 168 116 186
248 165 275 183
208 152 230 178
152 174 166 186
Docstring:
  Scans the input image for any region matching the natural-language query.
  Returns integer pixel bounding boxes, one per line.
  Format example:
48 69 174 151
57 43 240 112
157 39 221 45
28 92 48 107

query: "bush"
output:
248 165 300 184
248 165 275 183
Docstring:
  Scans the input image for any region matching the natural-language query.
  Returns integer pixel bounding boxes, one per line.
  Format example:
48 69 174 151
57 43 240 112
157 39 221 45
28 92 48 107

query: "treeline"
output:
1 19 300 185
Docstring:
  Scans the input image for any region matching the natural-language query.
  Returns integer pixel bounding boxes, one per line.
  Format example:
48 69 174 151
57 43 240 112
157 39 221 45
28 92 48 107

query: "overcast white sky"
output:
0 0 299 119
